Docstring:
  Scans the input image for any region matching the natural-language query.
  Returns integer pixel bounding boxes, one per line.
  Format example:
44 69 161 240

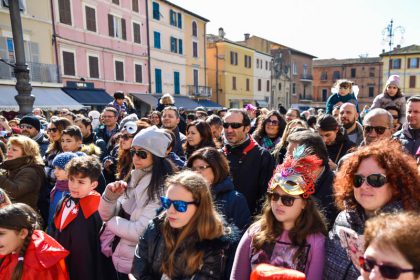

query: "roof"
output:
313 57 382 67
159 0 209 22
207 34 258 52
380 44 420 56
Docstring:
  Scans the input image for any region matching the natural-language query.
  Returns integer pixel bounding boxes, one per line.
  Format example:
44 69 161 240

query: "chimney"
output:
244 33 250 40
218 27 225 38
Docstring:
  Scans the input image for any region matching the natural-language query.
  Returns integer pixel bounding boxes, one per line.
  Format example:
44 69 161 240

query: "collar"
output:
223 136 257 160
32 130 44 141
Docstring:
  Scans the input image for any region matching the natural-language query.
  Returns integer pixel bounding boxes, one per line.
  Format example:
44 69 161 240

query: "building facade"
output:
380 45 420 97
313 57 383 109
254 51 272 107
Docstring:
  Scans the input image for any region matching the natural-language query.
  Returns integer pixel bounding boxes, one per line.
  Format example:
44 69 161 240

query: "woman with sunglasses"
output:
324 140 420 279
183 120 216 159
252 111 286 152
360 212 420 280
186 147 251 231
231 145 328 280
131 170 235 280
99 126 176 279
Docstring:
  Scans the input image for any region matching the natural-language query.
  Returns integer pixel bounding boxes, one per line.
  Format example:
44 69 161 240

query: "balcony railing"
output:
299 94 312 101
300 74 313 81
187 85 212 98
0 59 59 83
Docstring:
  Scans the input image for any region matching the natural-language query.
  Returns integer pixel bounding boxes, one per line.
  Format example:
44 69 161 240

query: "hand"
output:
328 159 337 171
104 159 113 170
107 181 127 196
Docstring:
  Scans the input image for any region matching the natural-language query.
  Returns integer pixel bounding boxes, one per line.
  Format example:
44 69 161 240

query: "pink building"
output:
53 0 149 99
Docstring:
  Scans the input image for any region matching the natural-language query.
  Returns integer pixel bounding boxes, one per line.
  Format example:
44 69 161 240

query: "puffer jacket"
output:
371 92 406 124
98 167 160 274
131 215 236 280
393 123 420 157
323 200 403 280
0 156 45 209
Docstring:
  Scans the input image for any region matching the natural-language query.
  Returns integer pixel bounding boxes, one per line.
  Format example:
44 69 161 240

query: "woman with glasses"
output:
252 111 286 152
186 147 250 231
360 212 420 280
183 120 216 159
324 139 420 279
131 170 235 280
99 126 176 279
231 145 328 280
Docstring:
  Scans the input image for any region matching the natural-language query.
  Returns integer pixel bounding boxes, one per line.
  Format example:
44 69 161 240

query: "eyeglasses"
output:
354 174 387 188
222 122 243 129
160 196 198 213
359 256 415 279
363 126 388 135
47 127 58 133
19 124 33 130
191 165 210 172
267 192 301 207
129 148 148 159
121 134 134 141
266 120 280 126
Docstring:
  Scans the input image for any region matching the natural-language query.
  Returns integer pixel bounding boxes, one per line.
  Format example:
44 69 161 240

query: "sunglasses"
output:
222 122 243 129
191 165 210 172
129 148 148 159
363 125 388 135
359 256 415 279
266 120 280 126
121 134 134 141
160 196 198 213
267 192 301 207
19 124 33 129
47 127 58 133
354 173 387 188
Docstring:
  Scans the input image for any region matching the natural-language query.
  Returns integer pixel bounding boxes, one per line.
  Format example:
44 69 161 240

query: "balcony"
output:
300 74 313 82
187 85 212 98
0 60 59 83
299 94 312 102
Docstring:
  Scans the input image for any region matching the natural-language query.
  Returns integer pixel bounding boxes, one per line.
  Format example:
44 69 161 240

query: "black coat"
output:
131 216 236 280
313 166 338 229
224 137 275 214
326 132 355 164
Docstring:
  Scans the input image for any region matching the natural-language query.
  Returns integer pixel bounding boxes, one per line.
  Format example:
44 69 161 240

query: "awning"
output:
256 100 269 108
172 96 201 110
0 85 84 111
62 88 113 106
195 99 224 110
130 93 158 108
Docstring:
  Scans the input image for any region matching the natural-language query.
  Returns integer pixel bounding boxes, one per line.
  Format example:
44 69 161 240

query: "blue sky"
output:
171 0 420 59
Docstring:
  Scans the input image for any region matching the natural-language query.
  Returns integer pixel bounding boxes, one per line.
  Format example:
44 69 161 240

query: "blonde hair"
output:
160 93 175 105
7 136 44 165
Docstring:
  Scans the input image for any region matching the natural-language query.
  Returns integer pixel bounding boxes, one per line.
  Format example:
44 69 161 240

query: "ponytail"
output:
10 230 32 280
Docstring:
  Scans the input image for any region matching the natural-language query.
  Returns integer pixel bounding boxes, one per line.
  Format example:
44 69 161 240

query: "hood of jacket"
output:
0 156 44 171
212 177 235 196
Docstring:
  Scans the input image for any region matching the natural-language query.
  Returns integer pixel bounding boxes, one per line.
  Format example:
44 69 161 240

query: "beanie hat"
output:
131 126 171 158
316 114 339 131
52 152 79 170
20 116 41 131
386 75 400 88
114 91 125 99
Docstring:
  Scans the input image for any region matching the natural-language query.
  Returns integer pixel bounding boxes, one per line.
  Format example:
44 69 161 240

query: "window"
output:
153 31 160 49
369 67 375 77
169 10 182 28
351 68 356 78
155 68 162 93
409 76 416 88
333 71 340 80
322 89 328 101
369 86 374 97
85 6 96 32
135 64 142 83
266 80 270 92
292 63 297 75
244 55 251 68
265 61 268 70
58 0 72 25
390 58 401 69
115 60 124 81
292 83 296 94
174 71 180 94
320 71 328 80
278 83 282 90
258 79 261 91
256 59 259 68
192 42 198 58
133 22 141 44
112 0 119 4
62 51 75 76
152 2 160 20
230 51 238 65
232 76 236 90
246 78 250 91
88 55 99 78
108 14 126 40
132 0 139 12
192 21 197 37
170 37 182 54
193 69 198 88
177 13 182 28
178 39 183 54
408 58 420 68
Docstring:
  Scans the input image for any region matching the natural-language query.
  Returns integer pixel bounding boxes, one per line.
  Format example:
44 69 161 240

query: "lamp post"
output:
383 19 404 78
9 0 34 115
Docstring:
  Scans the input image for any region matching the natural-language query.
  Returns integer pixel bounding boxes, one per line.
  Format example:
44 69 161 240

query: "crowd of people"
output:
0 77 419 280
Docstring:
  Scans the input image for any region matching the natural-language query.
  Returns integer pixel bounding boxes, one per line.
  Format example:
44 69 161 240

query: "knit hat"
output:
114 91 125 99
20 116 41 131
131 126 171 158
52 152 79 170
386 75 400 88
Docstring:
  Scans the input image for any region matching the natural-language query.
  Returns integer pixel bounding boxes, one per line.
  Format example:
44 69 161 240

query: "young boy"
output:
51 155 105 280
326 79 359 115
61 125 83 152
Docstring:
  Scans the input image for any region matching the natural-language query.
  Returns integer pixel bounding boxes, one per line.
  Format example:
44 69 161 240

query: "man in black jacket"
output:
222 109 274 215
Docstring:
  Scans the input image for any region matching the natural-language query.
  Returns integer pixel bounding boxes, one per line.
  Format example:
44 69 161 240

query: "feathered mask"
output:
268 145 323 198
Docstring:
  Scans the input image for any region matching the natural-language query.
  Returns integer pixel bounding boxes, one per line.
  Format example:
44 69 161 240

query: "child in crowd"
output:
326 79 359 114
371 74 406 124
0 203 69 280
60 125 83 153
47 152 79 233
0 188 11 208
51 156 106 280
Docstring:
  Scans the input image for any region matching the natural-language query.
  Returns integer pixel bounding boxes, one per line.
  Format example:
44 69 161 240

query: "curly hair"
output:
7 136 44 166
252 110 286 144
334 139 420 211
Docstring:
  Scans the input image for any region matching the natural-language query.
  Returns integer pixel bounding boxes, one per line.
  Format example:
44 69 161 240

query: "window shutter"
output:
135 64 142 83
132 0 139 12
152 2 160 20
177 13 182 28
170 10 175 25
58 0 72 25
409 76 416 88
178 39 183 54
108 14 114 37
115 61 124 81
121 18 126 40
133 23 141 44
29 42 39 63
63 51 75 76
86 6 96 32
417 58 420 68
89 56 99 78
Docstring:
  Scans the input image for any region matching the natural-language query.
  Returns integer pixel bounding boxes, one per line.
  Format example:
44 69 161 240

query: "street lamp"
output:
382 19 405 78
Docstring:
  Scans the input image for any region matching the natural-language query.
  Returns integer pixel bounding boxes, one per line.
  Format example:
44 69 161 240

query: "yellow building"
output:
380 45 420 97
207 33 254 108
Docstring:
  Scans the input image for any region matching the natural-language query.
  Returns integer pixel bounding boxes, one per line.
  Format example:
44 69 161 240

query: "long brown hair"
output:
161 171 226 278
184 120 215 158
46 117 72 153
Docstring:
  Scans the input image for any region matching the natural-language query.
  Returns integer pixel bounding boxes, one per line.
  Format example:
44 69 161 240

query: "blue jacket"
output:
212 177 251 231
393 123 420 156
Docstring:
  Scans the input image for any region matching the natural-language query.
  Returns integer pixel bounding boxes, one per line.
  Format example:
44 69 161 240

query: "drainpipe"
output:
49 0 60 83
204 23 207 91
145 0 152 94
215 43 219 104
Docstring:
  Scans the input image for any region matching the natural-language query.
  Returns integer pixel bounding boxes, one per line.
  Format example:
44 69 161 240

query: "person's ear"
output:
90 181 99 191
18 228 29 240
244 125 250 134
